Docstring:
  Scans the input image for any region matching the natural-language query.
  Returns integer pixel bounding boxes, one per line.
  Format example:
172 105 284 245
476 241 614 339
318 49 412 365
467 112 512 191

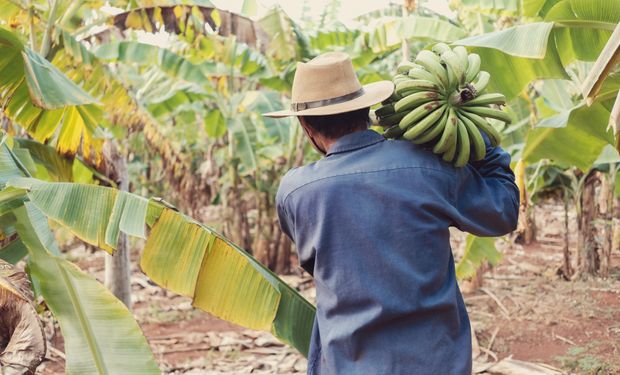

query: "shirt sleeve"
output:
276 186 295 243
451 134 520 237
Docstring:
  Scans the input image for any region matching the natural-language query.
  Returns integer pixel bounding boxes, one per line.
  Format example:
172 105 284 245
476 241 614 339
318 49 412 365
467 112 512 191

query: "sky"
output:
209 0 455 24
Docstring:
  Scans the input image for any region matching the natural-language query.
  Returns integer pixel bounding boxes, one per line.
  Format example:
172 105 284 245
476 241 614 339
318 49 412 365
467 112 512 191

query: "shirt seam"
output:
280 165 455 206
326 138 385 156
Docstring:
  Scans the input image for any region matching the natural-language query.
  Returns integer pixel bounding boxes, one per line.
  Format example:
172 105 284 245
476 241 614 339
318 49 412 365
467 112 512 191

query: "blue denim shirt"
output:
276 129 519 375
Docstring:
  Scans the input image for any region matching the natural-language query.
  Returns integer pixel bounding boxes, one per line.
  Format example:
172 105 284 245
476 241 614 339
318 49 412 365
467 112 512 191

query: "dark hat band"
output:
290 88 365 112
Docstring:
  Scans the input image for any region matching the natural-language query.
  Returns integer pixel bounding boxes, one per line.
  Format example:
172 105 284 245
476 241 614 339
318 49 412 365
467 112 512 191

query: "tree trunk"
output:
578 173 599 276
598 171 614 278
561 193 573 279
102 142 132 308
253 192 271 266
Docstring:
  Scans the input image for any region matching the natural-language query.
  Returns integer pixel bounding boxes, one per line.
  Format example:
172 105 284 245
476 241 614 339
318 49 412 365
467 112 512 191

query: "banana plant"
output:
0 138 315 356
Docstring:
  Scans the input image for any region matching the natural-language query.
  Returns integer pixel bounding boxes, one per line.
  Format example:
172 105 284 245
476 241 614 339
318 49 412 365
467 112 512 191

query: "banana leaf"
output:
12 203 160 374
455 22 569 99
456 234 502 280
545 0 619 65
7 178 316 357
0 27 104 162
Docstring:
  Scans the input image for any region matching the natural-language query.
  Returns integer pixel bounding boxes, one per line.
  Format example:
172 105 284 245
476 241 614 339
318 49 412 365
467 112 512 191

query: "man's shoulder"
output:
277 140 460 205
276 162 319 206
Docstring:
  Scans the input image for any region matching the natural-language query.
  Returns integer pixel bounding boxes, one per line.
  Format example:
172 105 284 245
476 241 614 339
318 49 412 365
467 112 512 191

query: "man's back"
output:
276 129 519 374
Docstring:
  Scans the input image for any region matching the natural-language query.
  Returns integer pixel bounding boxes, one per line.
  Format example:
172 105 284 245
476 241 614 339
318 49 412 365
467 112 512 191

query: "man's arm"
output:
451 135 520 237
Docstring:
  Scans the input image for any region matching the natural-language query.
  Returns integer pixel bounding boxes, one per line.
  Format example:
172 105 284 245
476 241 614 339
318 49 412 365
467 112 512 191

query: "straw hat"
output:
262 52 394 118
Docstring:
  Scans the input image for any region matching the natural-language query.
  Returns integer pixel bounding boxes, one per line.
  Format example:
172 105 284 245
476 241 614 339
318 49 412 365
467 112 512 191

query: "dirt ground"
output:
37 202 620 374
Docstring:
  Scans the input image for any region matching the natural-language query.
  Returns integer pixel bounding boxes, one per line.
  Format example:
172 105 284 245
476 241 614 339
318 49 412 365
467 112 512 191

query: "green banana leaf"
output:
455 22 569 99
7 177 316 357
94 41 212 86
456 234 502 280
259 6 311 63
12 203 160 374
364 15 468 54
459 0 551 17
545 0 619 64
523 101 613 170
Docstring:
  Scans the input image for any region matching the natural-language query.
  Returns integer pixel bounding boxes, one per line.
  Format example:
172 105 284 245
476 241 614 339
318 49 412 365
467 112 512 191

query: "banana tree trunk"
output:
578 173 600 276
561 193 573 279
102 142 132 308
598 169 615 278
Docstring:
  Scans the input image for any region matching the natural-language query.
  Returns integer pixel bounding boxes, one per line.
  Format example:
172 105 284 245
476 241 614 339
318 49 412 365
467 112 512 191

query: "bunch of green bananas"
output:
375 43 511 167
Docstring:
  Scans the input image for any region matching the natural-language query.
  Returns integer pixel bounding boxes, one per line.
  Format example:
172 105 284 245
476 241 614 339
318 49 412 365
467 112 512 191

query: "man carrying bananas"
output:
263 52 519 375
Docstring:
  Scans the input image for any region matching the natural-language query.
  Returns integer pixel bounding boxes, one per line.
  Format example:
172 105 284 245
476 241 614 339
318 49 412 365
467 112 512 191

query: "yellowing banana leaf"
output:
91 5 268 50
581 22 620 104
0 27 104 162
12 203 160 374
8 178 316 356
456 234 501 280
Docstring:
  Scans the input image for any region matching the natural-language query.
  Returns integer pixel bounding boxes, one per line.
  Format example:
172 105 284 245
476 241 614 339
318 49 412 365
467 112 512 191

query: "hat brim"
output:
262 80 394 118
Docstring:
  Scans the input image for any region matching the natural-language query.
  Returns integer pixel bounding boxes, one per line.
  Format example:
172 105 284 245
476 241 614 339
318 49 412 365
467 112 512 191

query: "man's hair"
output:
300 107 370 139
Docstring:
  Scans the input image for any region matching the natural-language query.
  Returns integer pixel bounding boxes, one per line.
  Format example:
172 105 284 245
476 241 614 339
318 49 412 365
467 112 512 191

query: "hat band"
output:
290 88 365 112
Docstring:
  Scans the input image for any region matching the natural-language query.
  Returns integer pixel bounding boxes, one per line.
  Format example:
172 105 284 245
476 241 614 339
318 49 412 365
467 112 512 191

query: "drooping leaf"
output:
9 178 316 357
523 102 614 170
12 203 160 374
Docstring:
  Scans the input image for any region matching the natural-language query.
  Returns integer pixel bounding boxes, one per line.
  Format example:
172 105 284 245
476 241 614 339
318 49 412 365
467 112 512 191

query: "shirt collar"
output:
326 129 385 156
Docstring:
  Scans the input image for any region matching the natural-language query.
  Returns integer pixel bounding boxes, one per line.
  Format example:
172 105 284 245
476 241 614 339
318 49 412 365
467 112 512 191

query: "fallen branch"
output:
480 287 511 319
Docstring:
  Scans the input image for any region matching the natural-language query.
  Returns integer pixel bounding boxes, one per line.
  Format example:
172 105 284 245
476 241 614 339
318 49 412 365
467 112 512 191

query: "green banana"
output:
398 101 443 130
383 124 406 139
453 118 471 167
454 46 469 73
460 110 501 147
457 112 486 161
415 50 449 91
375 103 395 117
408 68 440 84
445 64 457 91
441 50 465 88
403 104 447 141
432 43 451 55
462 105 512 123
397 61 417 74
472 71 490 94
382 92 402 105
433 107 458 154
395 79 441 95
411 106 449 144
463 93 506 106
394 91 441 113
442 134 457 163
465 53 481 83
378 111 408 127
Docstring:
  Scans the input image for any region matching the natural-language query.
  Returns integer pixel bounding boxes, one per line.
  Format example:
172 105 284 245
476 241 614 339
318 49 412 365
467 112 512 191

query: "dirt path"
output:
37 202 620 374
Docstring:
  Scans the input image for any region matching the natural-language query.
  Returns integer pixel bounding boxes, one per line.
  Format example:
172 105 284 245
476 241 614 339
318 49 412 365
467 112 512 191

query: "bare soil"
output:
36 202 620 374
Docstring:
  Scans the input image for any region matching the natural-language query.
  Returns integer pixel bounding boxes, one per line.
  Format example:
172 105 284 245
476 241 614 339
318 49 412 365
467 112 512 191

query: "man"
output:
264 52 519 374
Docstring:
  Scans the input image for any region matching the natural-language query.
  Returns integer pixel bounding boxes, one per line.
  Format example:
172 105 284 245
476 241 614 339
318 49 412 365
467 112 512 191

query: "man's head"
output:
262 52 393 154
298 107 370 155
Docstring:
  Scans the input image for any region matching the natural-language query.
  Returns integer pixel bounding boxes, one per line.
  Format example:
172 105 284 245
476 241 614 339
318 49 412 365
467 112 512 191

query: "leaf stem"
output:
40 0 59 58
